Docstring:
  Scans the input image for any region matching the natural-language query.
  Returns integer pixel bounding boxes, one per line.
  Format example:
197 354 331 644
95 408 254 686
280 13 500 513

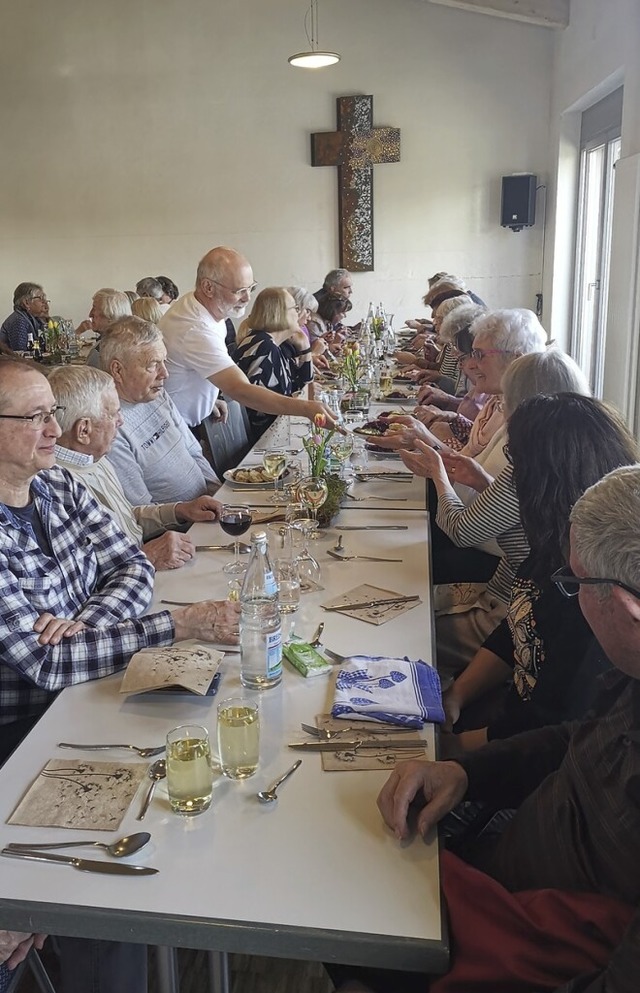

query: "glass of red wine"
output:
220 505 253 575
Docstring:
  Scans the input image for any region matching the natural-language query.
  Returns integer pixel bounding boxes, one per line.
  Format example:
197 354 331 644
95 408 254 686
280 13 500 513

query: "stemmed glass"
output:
327 433 354 479
220 505 253 575
297 475 329 525
262 448 288 505
288 506 322 591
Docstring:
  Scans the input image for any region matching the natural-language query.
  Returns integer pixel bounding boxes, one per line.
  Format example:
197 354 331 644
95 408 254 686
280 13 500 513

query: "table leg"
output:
155 946 180 993
208 950 230 993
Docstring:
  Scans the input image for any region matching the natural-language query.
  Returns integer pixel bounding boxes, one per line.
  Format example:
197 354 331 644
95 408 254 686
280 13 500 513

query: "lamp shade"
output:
288 50 340 68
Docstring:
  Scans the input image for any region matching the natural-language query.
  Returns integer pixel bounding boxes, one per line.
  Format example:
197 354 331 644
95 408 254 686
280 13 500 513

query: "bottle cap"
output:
250 530 267 542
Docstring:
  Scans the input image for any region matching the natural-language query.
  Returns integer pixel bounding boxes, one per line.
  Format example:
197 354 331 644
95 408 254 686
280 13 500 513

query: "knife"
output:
288 739 426 752
1 848 158 875
335 525 408 531
323 595 421 612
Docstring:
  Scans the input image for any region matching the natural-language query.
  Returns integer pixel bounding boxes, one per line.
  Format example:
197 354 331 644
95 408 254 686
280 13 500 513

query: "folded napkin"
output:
331 656 444 728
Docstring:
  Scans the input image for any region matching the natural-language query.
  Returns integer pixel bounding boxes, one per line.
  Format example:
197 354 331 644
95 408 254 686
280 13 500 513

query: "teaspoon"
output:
137 760 166 821
5 831 151 858
256 760 302 803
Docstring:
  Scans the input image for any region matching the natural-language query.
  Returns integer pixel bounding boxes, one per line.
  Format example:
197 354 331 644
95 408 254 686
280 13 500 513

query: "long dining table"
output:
0 412 448 989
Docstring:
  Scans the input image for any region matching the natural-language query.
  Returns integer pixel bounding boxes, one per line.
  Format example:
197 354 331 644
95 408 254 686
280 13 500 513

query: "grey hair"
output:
323 268 350 290
13 282 43 308
434 295 473 323
287 286 318 314
135 277 164 300
428 271 466 289
99 315 162 370
570 465 640 597
471 308 547 355
438 303 486 345
48 365 115 434
93 288 132 322
502 348 591 417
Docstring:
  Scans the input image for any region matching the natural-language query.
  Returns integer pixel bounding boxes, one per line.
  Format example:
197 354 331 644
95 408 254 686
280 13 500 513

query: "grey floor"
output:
16 946 334 993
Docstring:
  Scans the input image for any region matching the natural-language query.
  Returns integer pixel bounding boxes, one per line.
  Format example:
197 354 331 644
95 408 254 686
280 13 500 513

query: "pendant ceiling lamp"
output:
288 0 340 69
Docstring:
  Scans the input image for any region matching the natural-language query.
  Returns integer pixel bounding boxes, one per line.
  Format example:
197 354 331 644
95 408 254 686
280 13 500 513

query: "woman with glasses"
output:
0 282 50 353
440 393 638 753
234 287 315 442
401 349 590 677
287 286 331 371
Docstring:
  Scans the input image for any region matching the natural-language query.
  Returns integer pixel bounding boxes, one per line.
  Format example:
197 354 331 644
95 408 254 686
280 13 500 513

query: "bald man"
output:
159 246 333 428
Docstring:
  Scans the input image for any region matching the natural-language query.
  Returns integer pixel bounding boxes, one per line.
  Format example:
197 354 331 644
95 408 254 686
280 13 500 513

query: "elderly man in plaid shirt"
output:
0 356 240 762
0 355 240 993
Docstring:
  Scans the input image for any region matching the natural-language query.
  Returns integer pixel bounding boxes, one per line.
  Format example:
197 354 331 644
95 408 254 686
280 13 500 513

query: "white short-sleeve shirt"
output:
159 292 235 426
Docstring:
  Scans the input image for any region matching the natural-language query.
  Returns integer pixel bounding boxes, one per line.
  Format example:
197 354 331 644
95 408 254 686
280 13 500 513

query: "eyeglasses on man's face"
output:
551 566 640 601
207 278 257 299
0 405 65 429
29 295 50 304
470 348 514 361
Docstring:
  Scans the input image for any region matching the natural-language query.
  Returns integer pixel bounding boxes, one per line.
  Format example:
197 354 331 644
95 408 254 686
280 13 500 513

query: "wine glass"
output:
287 503 322 590
327 433 354 478
262 449 289 505
219 505 253 575
297 475 328 525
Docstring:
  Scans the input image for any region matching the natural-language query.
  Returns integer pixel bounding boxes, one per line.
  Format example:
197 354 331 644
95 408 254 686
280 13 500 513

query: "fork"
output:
327 550 403 563
58 742 165 758
345 494 408 502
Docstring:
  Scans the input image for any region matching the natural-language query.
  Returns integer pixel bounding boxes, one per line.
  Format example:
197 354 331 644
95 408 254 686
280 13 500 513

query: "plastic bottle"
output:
239 531 282 689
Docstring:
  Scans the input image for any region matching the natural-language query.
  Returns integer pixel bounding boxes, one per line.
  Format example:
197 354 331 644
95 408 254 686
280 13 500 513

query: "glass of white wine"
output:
327 433 354 479
166 725 213 815
216 698 260 780
262 448 289 505
298 475 329 525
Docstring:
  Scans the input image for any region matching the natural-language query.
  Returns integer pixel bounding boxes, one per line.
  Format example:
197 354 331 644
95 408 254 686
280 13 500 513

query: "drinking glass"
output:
217 698 260 780
262 449 288 504
289 506 322 590
297 475 328 525
166 725 213 815
327 433 354 478
274 558 301 641
220 505 253 575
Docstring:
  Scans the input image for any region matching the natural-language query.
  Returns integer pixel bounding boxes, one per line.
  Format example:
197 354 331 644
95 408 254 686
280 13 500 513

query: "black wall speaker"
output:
501 174 537 231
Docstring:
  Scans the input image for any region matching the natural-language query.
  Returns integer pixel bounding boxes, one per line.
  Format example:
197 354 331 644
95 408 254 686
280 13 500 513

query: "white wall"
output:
546 0 640 419
0 0 553 328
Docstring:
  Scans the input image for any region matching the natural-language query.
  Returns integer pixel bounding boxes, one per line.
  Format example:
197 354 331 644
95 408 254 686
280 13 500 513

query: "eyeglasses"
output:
470 348 514 361
207 278 258 299
502 443 513 465
30 295 50 304
0 405 65 428
551 566 640 601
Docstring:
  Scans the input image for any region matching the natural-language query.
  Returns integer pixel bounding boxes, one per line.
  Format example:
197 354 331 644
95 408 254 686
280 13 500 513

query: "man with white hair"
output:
75 287 132 367
0 282 50 351
159 246 334 428
99 316 219 505
331 464 640 993
49 365 224 571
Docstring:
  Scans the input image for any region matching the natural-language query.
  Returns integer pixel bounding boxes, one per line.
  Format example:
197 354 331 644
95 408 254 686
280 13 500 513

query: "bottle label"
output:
266 628 282 677
264 570 278 597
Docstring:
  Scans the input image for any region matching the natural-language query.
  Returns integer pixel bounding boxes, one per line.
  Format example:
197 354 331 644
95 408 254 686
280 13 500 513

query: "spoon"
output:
256 760 302 803
309 622 325 648
136 760 166 821
333 534 345 552
5 831 151 858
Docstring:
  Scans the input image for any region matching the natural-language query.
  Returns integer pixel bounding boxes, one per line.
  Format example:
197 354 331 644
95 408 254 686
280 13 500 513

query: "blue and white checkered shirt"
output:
0 467 175 726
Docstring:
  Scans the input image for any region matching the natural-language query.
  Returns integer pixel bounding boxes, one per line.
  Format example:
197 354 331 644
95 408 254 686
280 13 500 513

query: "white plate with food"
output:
223 467 294 488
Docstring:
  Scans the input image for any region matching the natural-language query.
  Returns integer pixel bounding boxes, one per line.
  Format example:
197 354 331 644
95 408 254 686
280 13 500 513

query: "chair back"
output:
202 400 252 478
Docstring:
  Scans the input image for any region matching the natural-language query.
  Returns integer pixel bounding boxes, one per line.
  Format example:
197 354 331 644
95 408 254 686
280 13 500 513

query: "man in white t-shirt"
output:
159 246 334 428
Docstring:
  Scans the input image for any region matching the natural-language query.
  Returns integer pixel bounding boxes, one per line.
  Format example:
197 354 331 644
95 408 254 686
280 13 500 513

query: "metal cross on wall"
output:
311 95 401 272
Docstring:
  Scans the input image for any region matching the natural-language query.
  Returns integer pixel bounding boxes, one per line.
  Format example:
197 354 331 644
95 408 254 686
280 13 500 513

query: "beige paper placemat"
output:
322 584 422 625
313 715 428 772
8 760 148 831
120 640 223 696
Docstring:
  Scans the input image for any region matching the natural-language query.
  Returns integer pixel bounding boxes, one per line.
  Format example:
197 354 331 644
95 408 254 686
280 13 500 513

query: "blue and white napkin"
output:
331 656 444 728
